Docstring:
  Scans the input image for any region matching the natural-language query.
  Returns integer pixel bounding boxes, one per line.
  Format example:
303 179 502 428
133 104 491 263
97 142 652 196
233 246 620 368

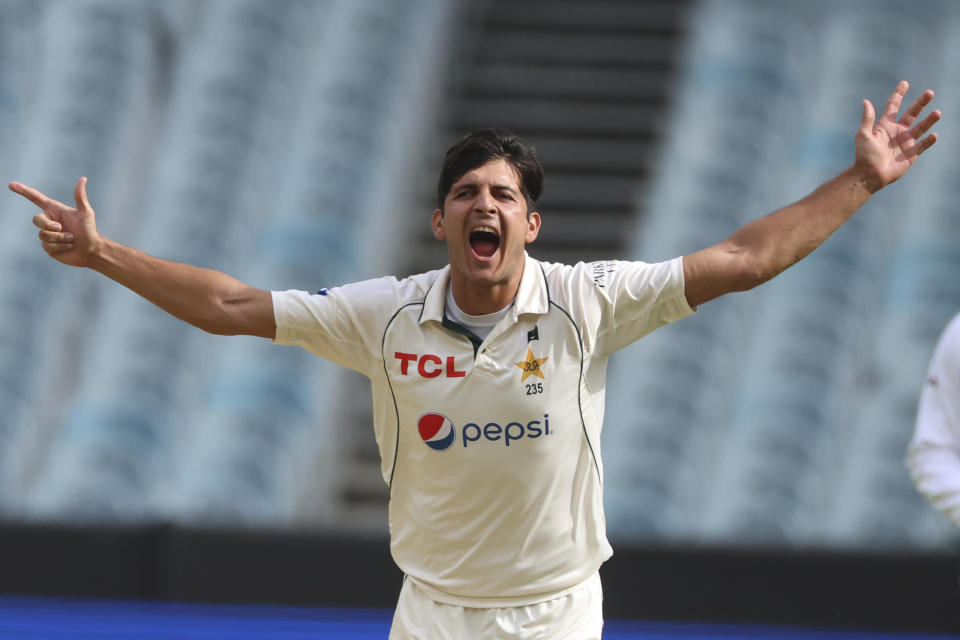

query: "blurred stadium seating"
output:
604 0 960 549
1 0 458 527
2 0 958 556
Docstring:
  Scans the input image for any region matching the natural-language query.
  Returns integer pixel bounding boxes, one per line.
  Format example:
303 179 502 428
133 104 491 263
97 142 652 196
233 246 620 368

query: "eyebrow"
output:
452 181 519 194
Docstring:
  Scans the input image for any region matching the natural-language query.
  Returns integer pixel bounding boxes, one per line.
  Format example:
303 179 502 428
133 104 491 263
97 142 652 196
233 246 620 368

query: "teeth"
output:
472 225 499 237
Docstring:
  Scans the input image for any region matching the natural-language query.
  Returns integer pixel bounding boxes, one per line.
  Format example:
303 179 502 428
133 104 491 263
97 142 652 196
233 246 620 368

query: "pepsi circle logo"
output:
418 412 455 451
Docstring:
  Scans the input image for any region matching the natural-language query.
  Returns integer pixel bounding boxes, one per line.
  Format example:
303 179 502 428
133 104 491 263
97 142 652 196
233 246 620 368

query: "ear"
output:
525 211 541 244
432 208 446 240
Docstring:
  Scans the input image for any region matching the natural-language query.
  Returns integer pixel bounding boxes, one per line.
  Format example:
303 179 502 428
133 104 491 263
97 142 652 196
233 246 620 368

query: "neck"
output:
448 267 524 315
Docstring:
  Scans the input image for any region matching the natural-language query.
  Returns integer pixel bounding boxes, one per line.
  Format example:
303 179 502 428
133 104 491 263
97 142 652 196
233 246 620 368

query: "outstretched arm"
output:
683 81 941 308
8 177 276 338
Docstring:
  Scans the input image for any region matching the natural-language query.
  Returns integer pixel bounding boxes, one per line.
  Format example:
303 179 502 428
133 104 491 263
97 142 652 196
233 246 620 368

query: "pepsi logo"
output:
418 412 456 451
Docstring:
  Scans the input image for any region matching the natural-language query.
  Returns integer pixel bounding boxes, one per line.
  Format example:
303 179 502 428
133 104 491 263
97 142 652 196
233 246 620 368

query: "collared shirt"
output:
272 253 694 606
444 284 512 340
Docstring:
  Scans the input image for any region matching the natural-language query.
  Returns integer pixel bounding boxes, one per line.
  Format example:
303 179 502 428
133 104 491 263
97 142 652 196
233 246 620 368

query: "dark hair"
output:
437 128 544 211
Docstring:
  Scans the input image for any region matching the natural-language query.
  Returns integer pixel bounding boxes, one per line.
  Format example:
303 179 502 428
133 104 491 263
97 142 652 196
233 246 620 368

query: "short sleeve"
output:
272 286 374 376
591 257 695 355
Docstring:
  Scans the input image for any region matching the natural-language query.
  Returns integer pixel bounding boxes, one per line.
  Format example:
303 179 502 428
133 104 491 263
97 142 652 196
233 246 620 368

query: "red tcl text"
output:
394 352 466 378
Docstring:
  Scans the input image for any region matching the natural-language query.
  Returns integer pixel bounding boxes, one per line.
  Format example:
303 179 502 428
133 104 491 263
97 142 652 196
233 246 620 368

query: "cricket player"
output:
9 81 940 638
909 311 960 529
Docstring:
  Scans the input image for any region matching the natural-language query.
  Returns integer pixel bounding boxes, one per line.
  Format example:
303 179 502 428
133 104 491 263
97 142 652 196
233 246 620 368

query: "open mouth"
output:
469 226 500 258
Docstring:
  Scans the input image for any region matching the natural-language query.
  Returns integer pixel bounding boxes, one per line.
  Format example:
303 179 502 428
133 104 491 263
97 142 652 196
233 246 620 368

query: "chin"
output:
464 264 504 287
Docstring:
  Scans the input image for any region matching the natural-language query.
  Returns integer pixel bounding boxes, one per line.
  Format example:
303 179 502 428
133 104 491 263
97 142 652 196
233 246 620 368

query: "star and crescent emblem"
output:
515 346 548 382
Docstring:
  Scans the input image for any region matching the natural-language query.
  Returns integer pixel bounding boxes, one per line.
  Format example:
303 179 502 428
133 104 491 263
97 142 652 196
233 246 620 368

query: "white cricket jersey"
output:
908 311 960 528
272 253 694 606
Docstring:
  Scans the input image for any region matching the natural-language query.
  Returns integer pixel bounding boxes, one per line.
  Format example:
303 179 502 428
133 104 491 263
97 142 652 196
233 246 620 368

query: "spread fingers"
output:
910 109 942 138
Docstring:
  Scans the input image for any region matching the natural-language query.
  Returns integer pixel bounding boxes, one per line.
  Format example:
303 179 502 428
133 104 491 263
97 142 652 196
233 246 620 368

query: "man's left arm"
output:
682 81 940 308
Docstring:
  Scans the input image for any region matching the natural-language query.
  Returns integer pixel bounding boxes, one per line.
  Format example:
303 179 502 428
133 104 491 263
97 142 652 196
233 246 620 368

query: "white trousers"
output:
388 573 603 640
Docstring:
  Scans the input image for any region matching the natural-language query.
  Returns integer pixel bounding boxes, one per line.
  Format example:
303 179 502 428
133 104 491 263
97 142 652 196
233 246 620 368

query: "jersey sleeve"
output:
907 312 960 527
272 283 378 376
586 257 695 356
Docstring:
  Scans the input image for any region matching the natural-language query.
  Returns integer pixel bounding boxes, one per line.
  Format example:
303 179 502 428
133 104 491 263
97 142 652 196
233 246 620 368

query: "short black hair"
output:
437 128 544 211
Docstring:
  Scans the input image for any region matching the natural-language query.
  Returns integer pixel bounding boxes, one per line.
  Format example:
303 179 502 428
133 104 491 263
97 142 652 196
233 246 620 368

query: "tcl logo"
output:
395 352 466 378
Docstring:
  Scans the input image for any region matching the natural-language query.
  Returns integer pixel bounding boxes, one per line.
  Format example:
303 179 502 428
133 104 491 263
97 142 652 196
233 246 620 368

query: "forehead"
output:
450 158 523 191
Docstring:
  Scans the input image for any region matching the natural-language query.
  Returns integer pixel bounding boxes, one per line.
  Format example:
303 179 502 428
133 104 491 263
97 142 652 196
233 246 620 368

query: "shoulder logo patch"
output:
589 261 616 288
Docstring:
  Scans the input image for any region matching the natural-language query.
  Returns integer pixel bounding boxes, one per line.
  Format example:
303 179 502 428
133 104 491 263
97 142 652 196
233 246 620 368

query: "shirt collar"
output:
420 253 549 325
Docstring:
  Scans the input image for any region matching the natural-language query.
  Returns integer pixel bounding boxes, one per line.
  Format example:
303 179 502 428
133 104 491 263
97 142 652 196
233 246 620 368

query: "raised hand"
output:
8 177 102 268
855 80 940 193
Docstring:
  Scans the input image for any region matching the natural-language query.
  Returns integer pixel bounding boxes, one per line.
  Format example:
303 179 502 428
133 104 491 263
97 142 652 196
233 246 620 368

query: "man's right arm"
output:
9 177 276 339
89 237 275 338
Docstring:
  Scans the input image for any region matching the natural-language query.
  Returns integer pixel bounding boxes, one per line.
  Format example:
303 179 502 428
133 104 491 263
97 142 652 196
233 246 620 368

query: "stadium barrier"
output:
0 520 956 633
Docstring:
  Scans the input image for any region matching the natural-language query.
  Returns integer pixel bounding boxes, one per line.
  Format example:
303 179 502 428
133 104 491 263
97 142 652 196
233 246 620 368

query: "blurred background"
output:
2 0 960 634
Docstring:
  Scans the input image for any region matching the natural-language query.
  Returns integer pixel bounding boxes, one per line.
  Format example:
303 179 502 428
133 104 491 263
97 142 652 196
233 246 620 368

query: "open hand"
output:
8 177 101 268
856 81 940 193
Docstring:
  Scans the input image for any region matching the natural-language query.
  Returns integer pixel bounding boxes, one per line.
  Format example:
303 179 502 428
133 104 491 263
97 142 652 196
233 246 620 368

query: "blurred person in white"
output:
909 312 960 529
9 82 940 639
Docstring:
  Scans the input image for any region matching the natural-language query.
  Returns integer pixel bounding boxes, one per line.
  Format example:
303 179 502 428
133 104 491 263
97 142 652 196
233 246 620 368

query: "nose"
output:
474 187 497 214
